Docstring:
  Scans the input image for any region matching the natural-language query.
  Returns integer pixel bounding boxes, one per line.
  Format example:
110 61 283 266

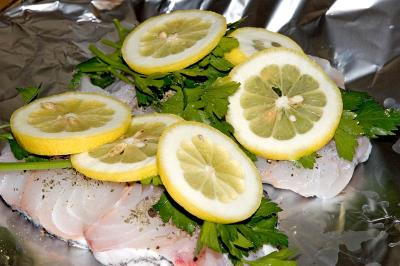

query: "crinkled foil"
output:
1 1 400 265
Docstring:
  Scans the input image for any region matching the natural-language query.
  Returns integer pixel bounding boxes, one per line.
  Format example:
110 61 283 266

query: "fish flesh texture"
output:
257 137 372 199
86 183 229 266
0 144 228 265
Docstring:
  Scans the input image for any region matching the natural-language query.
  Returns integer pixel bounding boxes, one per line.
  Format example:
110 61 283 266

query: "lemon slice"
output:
225 27 303 65
10 92 131 156
122 10 226 75
71 113 182 182
157 121 262 223
226 48 342 160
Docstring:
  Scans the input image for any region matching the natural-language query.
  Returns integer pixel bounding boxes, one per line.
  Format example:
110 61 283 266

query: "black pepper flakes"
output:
148 208 157 218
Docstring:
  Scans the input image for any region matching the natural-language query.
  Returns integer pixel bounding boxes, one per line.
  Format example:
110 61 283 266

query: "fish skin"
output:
258 137 372 199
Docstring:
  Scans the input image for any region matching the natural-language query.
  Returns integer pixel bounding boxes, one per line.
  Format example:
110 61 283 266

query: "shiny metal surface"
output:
0 1 399 265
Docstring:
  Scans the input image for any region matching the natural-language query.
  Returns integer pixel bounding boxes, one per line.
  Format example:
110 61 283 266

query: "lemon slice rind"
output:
226 48 343 160
11 92 131 156
71 113 183 182
122 10 227 75
157 121 262 224
225 27 303 65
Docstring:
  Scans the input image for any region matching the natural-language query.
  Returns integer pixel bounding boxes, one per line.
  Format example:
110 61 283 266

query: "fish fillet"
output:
0 144 228 265
257 137 372 199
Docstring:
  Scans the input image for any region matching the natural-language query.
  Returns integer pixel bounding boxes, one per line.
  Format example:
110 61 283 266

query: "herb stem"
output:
101 39 121 49
113 19 129 42
0 124 10 129
0 160 72 171
109 68 133 85
89 45 135 75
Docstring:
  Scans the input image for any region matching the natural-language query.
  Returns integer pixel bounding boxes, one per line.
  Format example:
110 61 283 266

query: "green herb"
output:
334 91 400 161
154 194 289 264
196 198 288 263
153 192 199 234
0 160 72 171
0 134 71 172
342 90 400 138
0 132 12 141
334 111 363 161
16 85 41 104
139 175 163 186
295 152 318 169
8 139 29 160
244 248 297 266
5 135 49 162
0 124 10 130
226 17 247 35
357 101 400 138
158 77 257 160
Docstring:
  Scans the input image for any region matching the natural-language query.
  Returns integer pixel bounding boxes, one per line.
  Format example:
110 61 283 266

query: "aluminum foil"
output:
1 1 400 265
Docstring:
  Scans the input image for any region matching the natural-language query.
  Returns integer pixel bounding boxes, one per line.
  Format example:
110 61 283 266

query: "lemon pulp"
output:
226 48 342 160
157 121 262 223
11 92 131 155
71 113 182 182
177 134 245 203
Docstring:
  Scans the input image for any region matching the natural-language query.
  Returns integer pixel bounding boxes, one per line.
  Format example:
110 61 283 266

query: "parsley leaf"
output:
159 77 239 126
295 152 318 169
16 85 41 104
245 248 297 266
196 197 288 261
160 86 185 114
341 90 368 111
153 192 198 234
8 139 29 160
336 90 400 161
0 133 49 162
334 111 363 161
153 193 289 264
88 72 115 88
212 37 239 57
209 55 234 71
341 90 400 138
357 99 400 138
201 77 240 119
196 221 221 254
139 176 163 186
0 132 13 141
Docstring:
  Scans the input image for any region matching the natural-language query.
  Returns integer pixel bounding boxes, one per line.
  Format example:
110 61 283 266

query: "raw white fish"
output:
0 144 228 265
257 137 372 199
12 167 126 248
85 183 228 266
0 145 27 210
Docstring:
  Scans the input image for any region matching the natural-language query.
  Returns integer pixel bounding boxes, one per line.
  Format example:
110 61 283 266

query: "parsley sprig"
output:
153 194 293 265
295 152 318 169
334 90 400 161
